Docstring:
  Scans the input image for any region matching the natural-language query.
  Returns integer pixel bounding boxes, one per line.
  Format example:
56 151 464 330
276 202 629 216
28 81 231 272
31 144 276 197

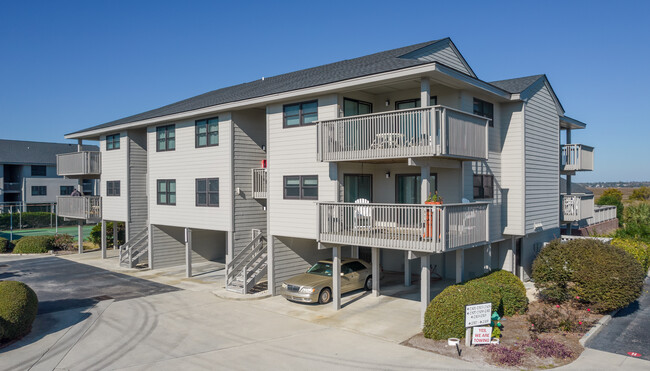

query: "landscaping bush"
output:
12 236 54 254
0 237 8 253
611 237 650 272
0 281 38 342
532 239 645 312
484 345 525 366
423 284 501 340
51 234 75 251
596 188 624 225
466 270 528 316
528 305 591 334
617 203 650 241
522 339 573 359
89 222 125 247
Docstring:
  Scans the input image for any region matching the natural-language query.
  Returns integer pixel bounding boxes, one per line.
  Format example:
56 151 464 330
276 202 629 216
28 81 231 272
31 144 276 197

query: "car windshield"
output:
307 262 332 276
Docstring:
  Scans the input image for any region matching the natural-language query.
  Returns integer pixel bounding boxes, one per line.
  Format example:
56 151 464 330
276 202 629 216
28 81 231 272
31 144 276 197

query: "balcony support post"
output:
101 220 107 259
483 244 492 273
420 77 430 108
420 166 431 203
420 254 431 327
185 228 192 278
113 222 118 249
268 235 276 296
372 247 380 297
404 251 411 287
455 248 465 283
78 221 83 254
332 246 341 311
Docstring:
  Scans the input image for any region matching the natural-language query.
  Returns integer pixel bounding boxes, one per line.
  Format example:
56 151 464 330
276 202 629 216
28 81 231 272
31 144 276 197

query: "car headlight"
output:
299 286 315 294
281 283 288 289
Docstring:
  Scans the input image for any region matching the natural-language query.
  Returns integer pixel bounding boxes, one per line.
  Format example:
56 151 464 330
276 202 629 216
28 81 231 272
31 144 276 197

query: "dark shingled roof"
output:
489 74 545 94
0 139 98 165
560 178 593 194
69 39 450 136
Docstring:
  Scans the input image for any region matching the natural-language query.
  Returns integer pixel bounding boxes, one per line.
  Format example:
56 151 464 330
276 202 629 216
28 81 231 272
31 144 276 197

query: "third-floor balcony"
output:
57 151 101 179
561 144 594 173
317 106 489 163
561 193 594 222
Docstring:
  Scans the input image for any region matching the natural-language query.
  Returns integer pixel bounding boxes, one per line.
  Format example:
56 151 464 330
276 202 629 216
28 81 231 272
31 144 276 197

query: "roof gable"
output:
398 38 477 78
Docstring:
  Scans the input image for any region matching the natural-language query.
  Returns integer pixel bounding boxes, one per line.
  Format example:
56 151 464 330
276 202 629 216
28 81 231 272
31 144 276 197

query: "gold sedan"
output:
279 259 375 304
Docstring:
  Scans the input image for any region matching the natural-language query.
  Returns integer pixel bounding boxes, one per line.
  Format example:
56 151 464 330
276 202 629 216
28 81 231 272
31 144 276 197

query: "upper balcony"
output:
251 168 267 199
57 196 102 223
318 201 489 253
561 193 594 222
317 106 489 163
57 151 101 179
561 144 594 173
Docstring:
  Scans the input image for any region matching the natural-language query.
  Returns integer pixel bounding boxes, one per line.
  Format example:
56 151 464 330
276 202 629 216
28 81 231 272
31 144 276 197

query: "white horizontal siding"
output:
148 113 232 231
500 102 525 235
268 95 338 239
101 132 128 221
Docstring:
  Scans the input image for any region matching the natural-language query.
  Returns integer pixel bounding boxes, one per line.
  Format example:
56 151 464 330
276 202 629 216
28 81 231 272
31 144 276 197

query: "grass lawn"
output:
0 225 95 241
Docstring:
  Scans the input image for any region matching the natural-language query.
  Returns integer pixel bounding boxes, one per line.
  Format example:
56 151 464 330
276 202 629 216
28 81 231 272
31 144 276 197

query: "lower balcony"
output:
318 202 489 253
561 193 594 222
57 196 102 222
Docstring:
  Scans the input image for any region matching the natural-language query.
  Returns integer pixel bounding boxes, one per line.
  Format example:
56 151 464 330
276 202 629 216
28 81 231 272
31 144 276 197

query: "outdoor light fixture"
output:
385 99 390 107
385 171 391 178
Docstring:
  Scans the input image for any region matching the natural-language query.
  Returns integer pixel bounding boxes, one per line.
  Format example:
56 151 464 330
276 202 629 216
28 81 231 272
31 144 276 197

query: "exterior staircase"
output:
226 233 267 293
119 227 149 268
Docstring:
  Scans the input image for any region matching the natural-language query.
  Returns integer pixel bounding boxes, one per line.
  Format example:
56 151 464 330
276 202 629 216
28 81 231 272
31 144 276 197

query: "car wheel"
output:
318 288 332 304
364 276 372 291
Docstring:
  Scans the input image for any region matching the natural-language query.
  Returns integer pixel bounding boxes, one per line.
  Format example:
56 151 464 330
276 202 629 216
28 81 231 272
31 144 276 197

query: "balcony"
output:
57 196 102 222
561 144 594 173
3 182 21 192
561 193 594 222
317 106 489 163
587 205 617 226
57 151 101 179
251 168 267 199
318 202 489 253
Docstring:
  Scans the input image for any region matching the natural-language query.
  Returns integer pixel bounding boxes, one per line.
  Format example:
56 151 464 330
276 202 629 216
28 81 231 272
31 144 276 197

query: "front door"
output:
396 174 437 204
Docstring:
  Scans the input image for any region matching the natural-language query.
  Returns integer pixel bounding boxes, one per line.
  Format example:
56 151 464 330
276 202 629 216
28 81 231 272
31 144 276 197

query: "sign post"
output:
465 302 492 346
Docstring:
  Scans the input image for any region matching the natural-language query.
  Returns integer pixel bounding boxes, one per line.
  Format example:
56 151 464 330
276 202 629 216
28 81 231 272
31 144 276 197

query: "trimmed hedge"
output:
611 238 650 272
466 270 528 316
532 239 645 313
12 236 54 254
0 281 38 342
0 237 8 253
423 284 501 340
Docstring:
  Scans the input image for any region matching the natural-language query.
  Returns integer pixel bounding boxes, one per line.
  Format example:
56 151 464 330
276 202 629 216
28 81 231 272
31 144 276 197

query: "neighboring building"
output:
0 139 98 211
61 37 599 321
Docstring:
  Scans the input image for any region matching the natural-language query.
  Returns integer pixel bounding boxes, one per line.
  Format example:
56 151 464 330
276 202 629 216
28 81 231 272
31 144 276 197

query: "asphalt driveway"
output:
0 255 179 314
585 277 650 361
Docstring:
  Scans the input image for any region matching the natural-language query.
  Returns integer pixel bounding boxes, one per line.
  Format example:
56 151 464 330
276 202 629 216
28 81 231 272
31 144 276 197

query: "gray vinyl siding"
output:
523 81 560 233
272 236 330 291
399 39 475 77
151 224 222 268
232 109 267 257
127 129 148 239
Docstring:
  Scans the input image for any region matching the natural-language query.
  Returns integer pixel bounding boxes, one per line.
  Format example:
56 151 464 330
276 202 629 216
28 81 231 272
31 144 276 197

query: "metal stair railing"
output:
226 234 267 293
119 227 148 268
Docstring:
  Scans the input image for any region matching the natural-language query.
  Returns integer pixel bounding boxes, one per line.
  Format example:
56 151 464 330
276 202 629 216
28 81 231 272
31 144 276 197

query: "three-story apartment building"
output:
61 38 595 321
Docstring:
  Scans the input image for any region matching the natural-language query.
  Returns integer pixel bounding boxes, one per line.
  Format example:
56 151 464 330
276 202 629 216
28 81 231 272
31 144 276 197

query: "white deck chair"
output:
353 198 373 231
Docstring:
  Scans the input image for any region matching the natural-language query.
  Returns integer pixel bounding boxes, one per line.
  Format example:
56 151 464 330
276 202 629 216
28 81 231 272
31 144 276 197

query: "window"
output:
196 178 219 206
31 186 46 196
31 165 46 176
283 100 318 128
83 179 94 195
195 117 219 147
106 134 120 150
395 96 438 110
157 179 176 205
60 186 75 195
107 181 120 196
283 175 318 200
473 98 494 127
156 125 176 151
343 98 372 117
473 174 494 199
346 261 368 272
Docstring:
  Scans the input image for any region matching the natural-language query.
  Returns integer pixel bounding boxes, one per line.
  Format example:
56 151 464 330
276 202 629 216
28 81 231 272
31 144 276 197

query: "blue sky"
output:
1 0 648 182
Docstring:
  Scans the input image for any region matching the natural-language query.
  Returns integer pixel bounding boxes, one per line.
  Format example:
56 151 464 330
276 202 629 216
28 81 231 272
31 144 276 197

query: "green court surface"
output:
0 225 95 241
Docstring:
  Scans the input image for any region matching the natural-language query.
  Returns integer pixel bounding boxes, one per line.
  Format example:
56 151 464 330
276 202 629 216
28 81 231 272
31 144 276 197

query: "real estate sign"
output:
465 302 492 328
472 326 493 345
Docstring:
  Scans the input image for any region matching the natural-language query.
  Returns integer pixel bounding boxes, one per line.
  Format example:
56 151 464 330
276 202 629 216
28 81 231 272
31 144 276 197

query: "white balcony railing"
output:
317 106 489 162
587 205 617 225
318 202 489 253
57 196 102 222
561 193 594 222
252 168 267 199
561 144 594 172
57 151 101 177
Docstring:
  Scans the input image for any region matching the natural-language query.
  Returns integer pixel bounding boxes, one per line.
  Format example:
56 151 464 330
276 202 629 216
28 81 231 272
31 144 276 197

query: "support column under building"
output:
332 246 341 310
455 248 465 283
185 227 192 278
420 254 431 327
101 220 107 259
372 247 380 296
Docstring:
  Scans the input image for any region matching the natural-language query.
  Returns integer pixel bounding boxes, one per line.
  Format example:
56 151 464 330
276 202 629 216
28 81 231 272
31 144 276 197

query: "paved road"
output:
586 277 650 361
0 255 179 314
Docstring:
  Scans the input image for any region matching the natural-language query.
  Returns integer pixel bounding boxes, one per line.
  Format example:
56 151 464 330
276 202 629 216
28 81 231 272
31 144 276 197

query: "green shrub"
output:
0 281 38 341
532 239 645 313
89 222 125 247
630 187 650 201
51 234 75 251
12 236 54 254
423 284 501 340
611 238 650 272
466 270 528 316
0 237 8 253
596 192 624 226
